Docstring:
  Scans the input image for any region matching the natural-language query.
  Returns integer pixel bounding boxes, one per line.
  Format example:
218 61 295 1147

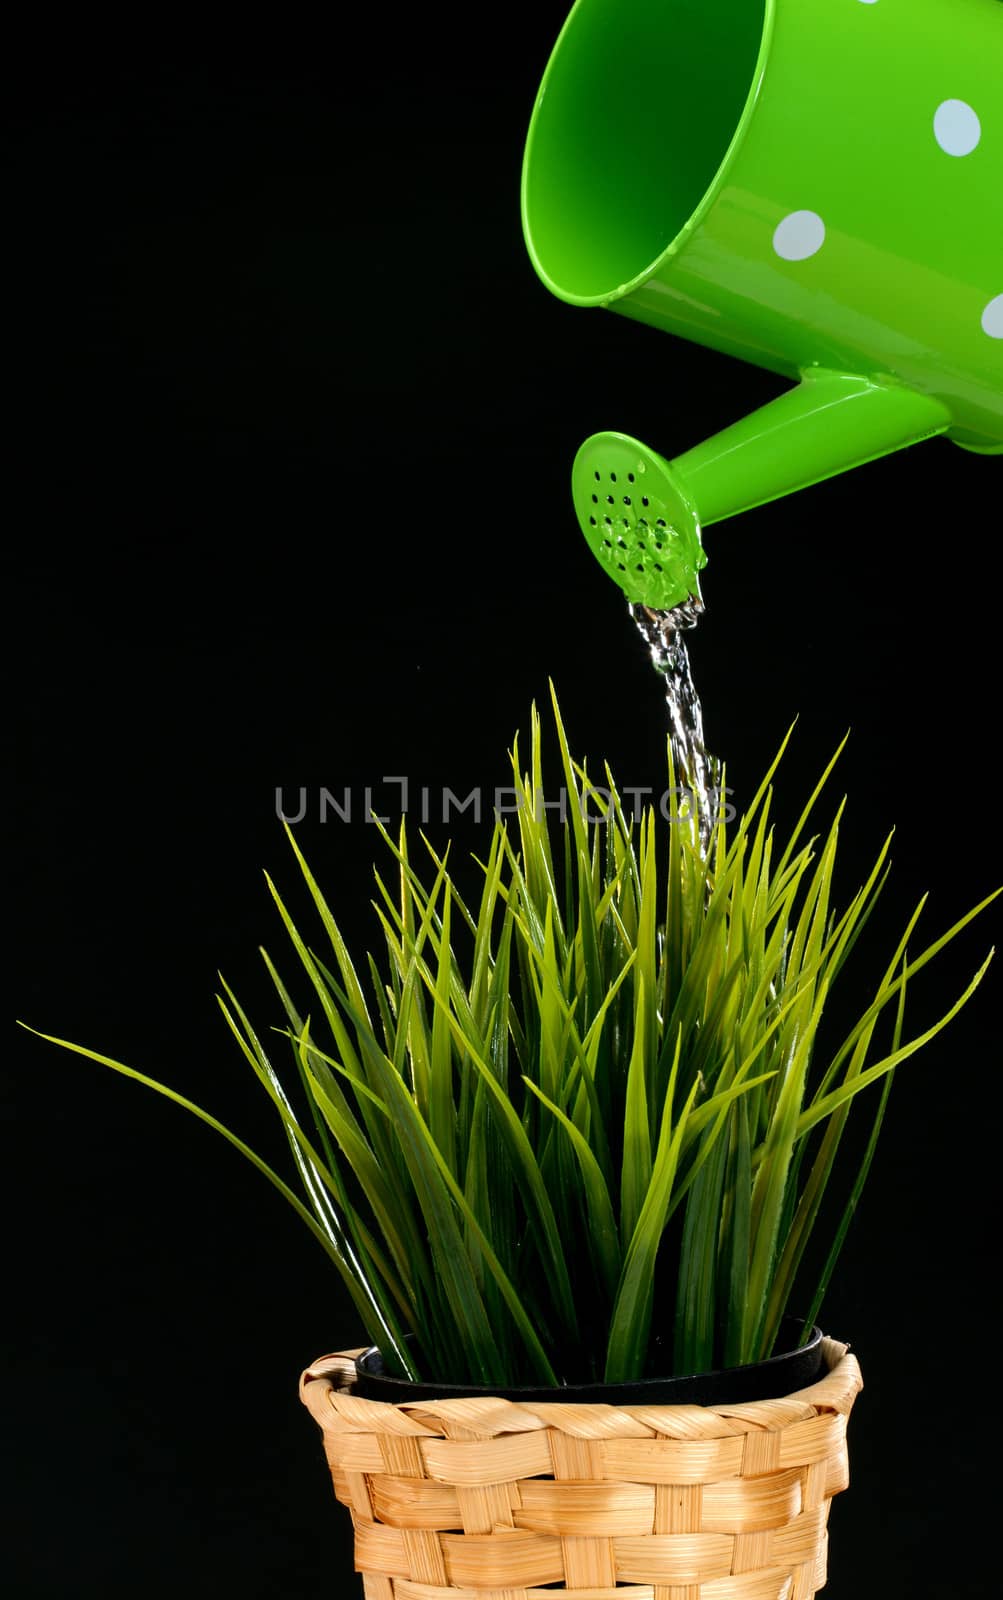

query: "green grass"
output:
25 685 998 1386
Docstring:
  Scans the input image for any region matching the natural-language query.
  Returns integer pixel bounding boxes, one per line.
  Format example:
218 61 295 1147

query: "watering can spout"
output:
575 373 951 610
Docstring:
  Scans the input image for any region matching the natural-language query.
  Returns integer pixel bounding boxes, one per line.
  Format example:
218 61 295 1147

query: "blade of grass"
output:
606 1031 699 1383
20 1024 400 1350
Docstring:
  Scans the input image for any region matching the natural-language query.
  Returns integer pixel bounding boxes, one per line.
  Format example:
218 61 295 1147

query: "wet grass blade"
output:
20 1025 394 1339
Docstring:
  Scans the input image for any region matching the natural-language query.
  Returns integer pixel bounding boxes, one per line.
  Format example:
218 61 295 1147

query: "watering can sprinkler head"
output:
574 370 956 610
574 431 706 611
524 0 1003 600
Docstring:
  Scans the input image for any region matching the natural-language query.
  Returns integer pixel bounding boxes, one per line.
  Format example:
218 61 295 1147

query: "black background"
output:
10 7 1001 1595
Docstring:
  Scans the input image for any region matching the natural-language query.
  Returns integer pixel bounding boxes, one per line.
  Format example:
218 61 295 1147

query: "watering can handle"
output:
672 369 951 529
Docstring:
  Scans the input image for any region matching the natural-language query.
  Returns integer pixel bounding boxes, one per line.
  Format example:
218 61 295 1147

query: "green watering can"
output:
522 0 1002 609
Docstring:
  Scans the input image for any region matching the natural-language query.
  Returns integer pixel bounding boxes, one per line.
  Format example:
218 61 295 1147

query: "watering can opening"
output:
521 0 772 306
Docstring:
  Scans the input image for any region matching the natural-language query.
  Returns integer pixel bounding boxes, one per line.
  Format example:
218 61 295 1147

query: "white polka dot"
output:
934 99 981 156
982 295 1003 339
773 211 826 261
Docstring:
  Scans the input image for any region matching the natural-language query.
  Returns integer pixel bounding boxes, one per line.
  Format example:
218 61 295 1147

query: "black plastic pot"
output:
351 1317 826 1407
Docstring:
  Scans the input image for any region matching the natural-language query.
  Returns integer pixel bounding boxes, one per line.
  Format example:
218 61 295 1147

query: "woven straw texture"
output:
300 1337 861 1600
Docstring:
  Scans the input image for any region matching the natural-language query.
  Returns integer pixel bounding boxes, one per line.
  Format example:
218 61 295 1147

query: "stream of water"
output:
629 598 722 856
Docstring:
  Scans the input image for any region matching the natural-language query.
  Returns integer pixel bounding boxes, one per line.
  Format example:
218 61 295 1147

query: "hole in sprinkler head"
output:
655 541 663 550
654 562 663 572
657 518 666 527
623 495 631 505
638 518 648 527
594 470 600 481
591 493 598 503
617 562 626 571
617 538 627 548
610 471 617 482
636 563 643 571
606 495 614 504
642 496 649 507
628 472 635 483
604 515 612 525
589 516 597 526
602 538 612 547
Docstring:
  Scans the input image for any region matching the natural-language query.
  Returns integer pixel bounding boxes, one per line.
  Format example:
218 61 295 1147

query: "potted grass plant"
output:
26 685 996 1599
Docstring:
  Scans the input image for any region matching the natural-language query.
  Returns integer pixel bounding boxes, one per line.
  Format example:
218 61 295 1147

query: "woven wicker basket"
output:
300 1337 862 1600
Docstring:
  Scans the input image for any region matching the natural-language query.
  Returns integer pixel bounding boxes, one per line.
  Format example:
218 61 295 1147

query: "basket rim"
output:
300 1334 862 1435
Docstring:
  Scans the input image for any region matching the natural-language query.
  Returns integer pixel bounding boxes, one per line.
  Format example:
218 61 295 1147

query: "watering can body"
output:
522 0 1002 608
